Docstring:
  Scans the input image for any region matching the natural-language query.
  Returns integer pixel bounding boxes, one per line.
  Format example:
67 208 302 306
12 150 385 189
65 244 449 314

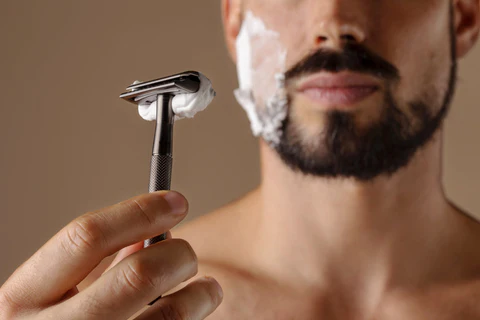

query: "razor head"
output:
120 71 201 105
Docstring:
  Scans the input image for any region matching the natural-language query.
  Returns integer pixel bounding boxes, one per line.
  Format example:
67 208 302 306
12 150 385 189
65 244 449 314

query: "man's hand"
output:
0 191 223 319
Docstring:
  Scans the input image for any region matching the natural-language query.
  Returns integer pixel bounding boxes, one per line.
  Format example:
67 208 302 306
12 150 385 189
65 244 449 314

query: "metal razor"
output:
120 71 201 248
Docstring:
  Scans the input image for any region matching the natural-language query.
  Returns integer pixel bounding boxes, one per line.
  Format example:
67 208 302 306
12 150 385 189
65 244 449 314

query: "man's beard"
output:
274 14 457 181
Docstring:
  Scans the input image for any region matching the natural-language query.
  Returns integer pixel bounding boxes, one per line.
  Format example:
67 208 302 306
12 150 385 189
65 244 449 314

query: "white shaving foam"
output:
234 11 288 146
138 73 216 121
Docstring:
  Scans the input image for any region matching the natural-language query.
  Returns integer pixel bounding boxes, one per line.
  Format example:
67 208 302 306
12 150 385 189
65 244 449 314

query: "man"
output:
1 0 480 319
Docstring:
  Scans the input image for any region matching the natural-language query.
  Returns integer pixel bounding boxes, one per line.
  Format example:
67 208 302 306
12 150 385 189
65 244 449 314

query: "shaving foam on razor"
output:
138 73 216 121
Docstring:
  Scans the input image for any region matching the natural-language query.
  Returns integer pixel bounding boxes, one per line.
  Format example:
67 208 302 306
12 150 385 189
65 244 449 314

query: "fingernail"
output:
163 191 187 214
204 276 223 300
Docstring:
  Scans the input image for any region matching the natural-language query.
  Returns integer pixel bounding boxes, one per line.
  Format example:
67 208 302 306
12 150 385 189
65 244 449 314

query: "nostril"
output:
315 36 328 45
341 34 357 43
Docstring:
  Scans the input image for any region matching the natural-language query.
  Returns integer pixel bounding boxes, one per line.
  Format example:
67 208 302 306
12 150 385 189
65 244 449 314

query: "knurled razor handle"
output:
144 154 173 247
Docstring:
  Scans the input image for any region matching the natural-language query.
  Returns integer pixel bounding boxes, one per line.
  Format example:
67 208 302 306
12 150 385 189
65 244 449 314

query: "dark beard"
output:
274 9 457 182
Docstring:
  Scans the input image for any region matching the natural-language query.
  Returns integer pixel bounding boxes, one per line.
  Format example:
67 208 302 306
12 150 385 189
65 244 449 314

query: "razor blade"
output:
119 71 201 105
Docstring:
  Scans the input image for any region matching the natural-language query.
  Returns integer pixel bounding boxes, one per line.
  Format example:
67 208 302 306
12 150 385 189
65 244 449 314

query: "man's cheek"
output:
250 34 287 99
248 2 310 62
234 10 290 145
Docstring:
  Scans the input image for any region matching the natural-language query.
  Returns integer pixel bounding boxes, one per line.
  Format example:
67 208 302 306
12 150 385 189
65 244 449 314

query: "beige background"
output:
0 1 479 285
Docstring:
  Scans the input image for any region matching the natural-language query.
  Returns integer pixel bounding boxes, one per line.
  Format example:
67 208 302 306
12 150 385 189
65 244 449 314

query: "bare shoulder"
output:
172 188 261 265
378 204 480 320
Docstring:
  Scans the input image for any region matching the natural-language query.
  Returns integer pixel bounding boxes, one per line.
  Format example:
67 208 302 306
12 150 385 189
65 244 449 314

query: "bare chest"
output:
209 300 480 320
207 283 480 320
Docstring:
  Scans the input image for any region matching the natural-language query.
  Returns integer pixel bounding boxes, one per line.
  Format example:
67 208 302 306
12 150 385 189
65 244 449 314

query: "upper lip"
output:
297 72 380 91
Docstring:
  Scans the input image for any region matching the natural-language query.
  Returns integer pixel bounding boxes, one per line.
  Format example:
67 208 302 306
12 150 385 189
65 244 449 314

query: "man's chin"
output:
275 115 426 181
291 96 386 136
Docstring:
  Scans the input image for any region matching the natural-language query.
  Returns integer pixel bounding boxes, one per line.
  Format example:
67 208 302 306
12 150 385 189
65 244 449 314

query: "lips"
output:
297 72 380 108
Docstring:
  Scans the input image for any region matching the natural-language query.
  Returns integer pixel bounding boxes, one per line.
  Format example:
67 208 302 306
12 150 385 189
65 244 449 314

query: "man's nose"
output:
311 2 368 49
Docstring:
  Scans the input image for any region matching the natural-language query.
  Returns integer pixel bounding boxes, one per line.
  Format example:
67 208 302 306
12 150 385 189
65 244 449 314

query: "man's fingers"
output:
137 276 224 320
2 191 188 308
105 231 172 274
53 239 198 320
104 241 145 274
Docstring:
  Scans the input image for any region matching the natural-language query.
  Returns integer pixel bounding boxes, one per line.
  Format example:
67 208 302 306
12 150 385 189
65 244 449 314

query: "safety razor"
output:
120 71 201 248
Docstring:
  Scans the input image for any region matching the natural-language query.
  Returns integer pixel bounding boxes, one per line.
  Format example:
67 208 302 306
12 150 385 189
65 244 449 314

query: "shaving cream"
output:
234 11 288 146
138 73 216 121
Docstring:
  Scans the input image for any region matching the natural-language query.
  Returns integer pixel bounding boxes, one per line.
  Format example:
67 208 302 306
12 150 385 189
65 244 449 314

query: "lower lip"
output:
300 86 378 108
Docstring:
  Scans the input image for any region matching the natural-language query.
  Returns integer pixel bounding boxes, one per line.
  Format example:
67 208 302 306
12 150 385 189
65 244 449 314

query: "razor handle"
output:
144 154 172 246
144 94 175 248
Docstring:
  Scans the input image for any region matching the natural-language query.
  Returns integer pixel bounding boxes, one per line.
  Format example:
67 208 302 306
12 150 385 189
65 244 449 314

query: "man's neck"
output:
249 130 466 304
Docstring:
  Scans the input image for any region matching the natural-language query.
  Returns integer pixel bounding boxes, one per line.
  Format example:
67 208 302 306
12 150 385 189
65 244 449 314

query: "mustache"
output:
284 43 400 82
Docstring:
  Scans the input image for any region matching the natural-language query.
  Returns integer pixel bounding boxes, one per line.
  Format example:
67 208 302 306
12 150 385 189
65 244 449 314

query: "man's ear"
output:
453 0 480 58
222 0 243 63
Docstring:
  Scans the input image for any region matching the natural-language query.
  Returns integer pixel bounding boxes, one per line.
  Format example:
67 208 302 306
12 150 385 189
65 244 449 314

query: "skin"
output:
2 0 480 319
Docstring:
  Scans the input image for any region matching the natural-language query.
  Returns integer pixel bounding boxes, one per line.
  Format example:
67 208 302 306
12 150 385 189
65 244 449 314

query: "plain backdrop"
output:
1 1 479 284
